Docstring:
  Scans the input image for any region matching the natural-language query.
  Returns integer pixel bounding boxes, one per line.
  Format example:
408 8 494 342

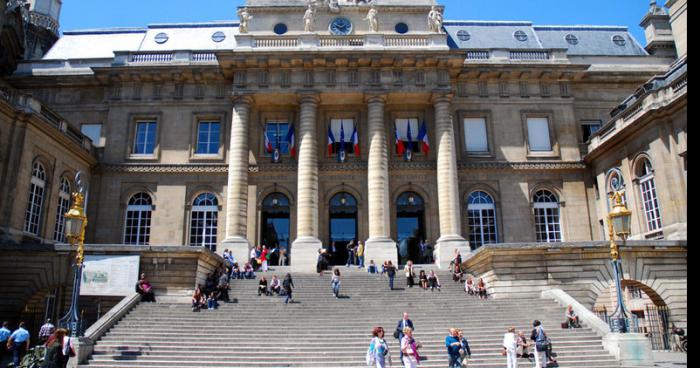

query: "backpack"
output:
535 326 549 351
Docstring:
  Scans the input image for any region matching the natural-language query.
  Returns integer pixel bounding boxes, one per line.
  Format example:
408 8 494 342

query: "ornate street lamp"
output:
607 191 633 333
59 172 88 337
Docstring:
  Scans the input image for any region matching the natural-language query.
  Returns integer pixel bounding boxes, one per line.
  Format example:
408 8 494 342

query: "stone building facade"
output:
2 0 687 271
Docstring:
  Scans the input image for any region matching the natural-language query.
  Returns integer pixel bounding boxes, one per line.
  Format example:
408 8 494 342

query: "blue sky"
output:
60 0 651 45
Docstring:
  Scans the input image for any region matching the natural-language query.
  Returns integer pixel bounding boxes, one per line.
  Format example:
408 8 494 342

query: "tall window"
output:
637 158 662 232
24 162 46 235
265 121 290 154
463 118 489 153
133 121 157 155
527 117 552 151
395 118 420 154
533 190 562 243
467 191 498 248
196 121 220 154
330 119 355 155
53 178 71 242
124 193 153 245
190 193 219 251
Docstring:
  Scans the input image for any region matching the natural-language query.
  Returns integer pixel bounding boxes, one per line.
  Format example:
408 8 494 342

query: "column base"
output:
364 237 398 268
434 235 470 269
291 237 323 273
222 236 250 267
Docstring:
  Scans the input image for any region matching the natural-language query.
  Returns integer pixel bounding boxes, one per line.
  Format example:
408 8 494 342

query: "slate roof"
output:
41 20 649 61
444 21 648 56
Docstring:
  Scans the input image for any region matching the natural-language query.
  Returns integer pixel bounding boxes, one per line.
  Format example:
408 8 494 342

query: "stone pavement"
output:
653 351 687 367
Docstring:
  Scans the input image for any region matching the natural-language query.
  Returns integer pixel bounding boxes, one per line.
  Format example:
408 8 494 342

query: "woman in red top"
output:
261 245 269 272
478 278 487 300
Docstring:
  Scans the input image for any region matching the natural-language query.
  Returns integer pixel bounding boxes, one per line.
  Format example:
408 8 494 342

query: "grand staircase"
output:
79 267 623 368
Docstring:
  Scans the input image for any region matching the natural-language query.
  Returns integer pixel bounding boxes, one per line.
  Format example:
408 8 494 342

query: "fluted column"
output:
364 94 398 265
433 92 470 268
291 93 322 272
223 95 253 262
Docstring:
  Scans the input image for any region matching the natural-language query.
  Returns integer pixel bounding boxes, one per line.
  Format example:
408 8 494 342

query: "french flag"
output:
417 121 429 155
264 128 273 153
327 125 336 156
394 124 405 155
286 124 296 158
351 125 360 156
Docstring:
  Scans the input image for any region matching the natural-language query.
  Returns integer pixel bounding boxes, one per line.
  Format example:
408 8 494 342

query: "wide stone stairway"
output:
79 267 624 368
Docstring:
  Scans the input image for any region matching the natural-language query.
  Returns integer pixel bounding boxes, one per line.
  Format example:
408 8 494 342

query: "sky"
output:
59 0 652 45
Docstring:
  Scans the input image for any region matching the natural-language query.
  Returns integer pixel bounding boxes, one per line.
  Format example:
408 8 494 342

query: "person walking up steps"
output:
283 273 295 304
331 268 341 298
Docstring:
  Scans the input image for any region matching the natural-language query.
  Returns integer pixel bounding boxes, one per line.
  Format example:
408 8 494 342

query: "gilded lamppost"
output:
59 172 88 337
607 191 633 333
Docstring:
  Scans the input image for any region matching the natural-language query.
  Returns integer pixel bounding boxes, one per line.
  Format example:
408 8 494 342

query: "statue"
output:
237 8 253 34
428 6 443 33
304 4 316 32
365 6 379 33
327 0 340 13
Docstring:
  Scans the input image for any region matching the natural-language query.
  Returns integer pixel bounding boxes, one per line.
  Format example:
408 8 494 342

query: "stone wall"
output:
462 241 687 329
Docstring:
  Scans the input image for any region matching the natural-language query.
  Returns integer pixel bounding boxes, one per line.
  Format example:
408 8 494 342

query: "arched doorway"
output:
593 279 671 350
396 192 426 264
261 193 291 265
329 192 358 266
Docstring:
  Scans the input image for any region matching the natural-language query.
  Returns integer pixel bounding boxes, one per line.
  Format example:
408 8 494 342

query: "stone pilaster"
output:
291 93 322 272
223 95 253 263
432 92 470 268
364 94 398 266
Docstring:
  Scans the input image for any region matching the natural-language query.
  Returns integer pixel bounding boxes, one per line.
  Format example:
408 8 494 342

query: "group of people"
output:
366 313 473 368
502 320 559 368
191 267 232 311
1 320 75 368
464 276 488 300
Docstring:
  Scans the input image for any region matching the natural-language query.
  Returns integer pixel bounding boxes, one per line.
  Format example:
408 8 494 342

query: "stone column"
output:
223 95 253 263
364 94 398 266
291 93 322 272
432 92 470 268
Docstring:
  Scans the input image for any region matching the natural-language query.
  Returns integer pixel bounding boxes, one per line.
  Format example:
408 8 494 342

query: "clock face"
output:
329 17 353 36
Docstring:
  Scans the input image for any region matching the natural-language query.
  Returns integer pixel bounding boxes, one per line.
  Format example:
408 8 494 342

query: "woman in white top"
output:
502 326 518 368
404 261 415 288
400 327 421 367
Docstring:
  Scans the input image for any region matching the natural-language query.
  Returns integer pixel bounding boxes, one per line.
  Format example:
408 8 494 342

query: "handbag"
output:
461 355 469 367
393 329 400 339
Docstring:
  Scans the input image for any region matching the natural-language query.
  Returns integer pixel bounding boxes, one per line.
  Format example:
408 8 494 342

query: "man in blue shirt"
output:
8 321 30 367
0 321 11 362
446 328 462 368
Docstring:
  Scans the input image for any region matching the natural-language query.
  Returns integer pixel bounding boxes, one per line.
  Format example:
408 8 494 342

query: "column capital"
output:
430 91 454 105
297 91 321 106
230 93 254 107
364 93 387 105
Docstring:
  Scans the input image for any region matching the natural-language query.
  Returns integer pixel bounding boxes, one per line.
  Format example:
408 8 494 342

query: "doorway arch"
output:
261 193 291 265
328 192 358 266
396 192 426 264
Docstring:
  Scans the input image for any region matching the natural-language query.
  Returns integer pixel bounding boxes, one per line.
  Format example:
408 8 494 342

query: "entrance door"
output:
261 193 291 265
396 192 426 264
329 192 358 266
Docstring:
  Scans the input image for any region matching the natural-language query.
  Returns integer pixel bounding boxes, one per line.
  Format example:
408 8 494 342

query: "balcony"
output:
235 33 448 51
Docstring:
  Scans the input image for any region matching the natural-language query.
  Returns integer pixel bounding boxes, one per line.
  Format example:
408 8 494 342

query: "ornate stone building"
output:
1 0 687 271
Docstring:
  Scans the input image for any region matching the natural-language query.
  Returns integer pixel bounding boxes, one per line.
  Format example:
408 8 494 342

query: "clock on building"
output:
329 17 353 35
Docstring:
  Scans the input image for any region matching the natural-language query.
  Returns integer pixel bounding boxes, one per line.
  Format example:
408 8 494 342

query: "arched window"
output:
190 193 219 251
533 190 562 243
636 158 662 232
124 192 153 245
467 191 498 248
53 178 71 242
24 162 46 235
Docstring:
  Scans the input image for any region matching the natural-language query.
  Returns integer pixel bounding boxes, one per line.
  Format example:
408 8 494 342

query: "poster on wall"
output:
80 255 140 296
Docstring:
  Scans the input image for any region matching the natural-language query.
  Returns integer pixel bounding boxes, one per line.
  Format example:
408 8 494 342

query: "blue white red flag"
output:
417 120 429 155
351 125 360 156
327 125 336 155
286 124 296 158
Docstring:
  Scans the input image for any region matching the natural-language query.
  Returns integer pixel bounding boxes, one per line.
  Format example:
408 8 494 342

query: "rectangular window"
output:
196 121 221 155
133 121 157 155
395 118 420 154
81 123 103 147
266 121 290 154
463 118 489 153
330 119 354 154
581 121 602 143
527 117 552 152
